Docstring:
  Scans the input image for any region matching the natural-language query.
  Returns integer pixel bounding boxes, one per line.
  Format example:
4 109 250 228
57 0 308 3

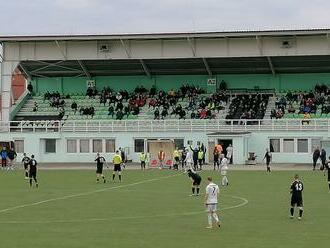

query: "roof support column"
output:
267 56 276 76
140 59 151 78
120 39 131 58
187 37 196 57
202 58 212 77
77 60 91 79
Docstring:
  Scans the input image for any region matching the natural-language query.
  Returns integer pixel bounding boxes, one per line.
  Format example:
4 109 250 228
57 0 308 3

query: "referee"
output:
187 169 202 196
112 151 123 182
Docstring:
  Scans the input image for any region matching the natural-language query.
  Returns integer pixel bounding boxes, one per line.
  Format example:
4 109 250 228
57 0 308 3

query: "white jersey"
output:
205 182 219 204
226 146 233 159
185 151 193 164
220 157 228 171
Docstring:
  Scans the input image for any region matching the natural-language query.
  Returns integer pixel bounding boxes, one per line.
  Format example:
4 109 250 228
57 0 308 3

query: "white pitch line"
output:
0 194 248 224
0 172 183 214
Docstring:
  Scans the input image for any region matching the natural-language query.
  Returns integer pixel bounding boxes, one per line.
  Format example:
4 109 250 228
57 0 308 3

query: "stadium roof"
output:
18 55 330 78
2 28 330 41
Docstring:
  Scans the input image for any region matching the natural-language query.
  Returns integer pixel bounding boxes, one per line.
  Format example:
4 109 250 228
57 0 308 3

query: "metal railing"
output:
1 118 330 133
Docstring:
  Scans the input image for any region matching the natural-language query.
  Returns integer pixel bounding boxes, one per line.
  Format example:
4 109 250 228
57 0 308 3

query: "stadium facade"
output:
1 29 330 164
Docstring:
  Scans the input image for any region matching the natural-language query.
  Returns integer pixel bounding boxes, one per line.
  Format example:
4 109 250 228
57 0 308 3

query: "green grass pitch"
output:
0 169 329 248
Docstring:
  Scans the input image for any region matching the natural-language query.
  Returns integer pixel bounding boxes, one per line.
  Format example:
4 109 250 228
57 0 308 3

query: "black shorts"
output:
29 169 37 178
96 165 103 174
114 164 121 172
24 163 28 170
291 196 303 207
193 178 201 186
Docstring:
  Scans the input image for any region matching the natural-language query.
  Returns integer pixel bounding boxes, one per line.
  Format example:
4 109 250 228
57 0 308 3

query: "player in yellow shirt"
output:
140 152 146 170
173 148 180 170
112 150 123 182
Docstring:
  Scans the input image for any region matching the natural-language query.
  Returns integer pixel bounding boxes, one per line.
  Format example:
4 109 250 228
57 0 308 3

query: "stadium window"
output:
45 139 56 153
269 139 280 153
283 139 294 153
311 138 321 153
14 140 24 153
93 139 103 153
80 139 90 153
297 139 308 153
105 139 115 153
67 139 77 153
174 139 184 149
134 139 144 153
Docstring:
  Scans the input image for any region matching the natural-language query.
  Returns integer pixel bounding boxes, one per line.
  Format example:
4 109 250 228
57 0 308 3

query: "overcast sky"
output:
1 0 330 35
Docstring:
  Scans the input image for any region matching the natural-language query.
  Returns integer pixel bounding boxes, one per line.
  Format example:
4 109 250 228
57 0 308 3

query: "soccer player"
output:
140 152 146 170
184 149 193 171
187 169 201 196
28 155 38 188
263 148 272 173
7 147 17 170
220 154 229 186
205 177 220 229
226 144 233 164
213 146 220 170
95 152 106 183
289 174 304 220
112 150 123 182
21 153 30 179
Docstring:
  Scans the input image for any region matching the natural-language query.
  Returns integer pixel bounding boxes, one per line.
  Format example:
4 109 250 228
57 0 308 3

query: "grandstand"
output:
1 29 330 164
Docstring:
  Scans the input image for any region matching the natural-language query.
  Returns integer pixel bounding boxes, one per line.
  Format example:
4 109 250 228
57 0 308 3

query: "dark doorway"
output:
217 139 233 164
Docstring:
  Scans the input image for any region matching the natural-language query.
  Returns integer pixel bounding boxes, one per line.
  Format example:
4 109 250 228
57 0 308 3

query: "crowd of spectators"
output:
271 84 330 119
226 94 270 121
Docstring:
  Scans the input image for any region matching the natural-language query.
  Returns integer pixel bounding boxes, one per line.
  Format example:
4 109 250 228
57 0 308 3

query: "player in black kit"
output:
28 155 38 188
326 156 330 192
95 153 106 183
21 153 30 179
263 148 272 173
290 174 303 220
187 169 202 196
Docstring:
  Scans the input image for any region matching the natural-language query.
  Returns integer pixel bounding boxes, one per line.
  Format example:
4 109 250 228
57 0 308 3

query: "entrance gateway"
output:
207 132 251 165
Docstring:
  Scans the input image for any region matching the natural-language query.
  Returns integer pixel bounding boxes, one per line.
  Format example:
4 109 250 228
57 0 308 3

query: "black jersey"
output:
264 152 271 162
29 159 37 171
188 171 201 181
22 156 30 165
95 156 106 166
290 180 304 198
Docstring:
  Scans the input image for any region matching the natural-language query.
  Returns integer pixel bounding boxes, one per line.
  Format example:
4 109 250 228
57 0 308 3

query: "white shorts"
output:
206 203 218 212
221 170 227 176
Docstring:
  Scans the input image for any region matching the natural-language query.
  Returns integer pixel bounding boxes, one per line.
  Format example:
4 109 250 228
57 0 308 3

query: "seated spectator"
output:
71 101 77 114
116 110 124 120
287 105 295 113
178 109 186 119
154 108 160 120
115 102 124 111
33 101 38 112
108 105 115 117
161 107 168 119
302 112 311 125
123 105 131 117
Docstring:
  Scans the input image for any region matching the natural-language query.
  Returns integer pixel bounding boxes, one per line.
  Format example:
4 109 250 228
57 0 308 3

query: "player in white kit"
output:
205 177 220 229
220 154 229 186
184 149 193 172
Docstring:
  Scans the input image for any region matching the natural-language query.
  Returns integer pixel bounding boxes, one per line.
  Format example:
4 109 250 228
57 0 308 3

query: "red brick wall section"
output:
12 69 26 101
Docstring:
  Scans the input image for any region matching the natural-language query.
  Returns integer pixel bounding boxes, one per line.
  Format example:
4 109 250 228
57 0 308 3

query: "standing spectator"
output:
198 149 204 170
0 147 7 169
312 146 321 171
119 147 126 168
190 146 199 171
158 150 165 169
200 143 207 165
7 147 17 170
27 82 33 95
